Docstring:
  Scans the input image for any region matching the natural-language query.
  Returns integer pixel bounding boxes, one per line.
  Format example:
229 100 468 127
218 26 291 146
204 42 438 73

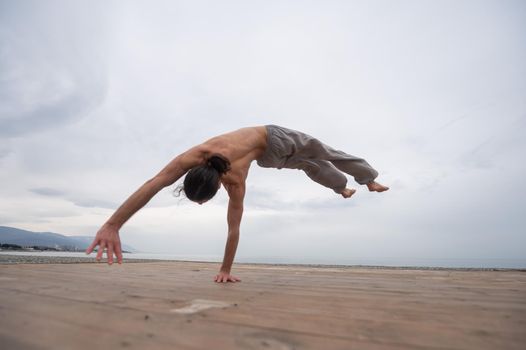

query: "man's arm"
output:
104 151 195 229
215 182 245 283
86 146 207 264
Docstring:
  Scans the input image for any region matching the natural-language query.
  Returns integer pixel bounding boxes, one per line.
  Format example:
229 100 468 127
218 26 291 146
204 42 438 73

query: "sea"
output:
0 251 525 269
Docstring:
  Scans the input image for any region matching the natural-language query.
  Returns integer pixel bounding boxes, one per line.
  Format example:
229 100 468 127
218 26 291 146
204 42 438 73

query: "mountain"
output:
0 226 137 252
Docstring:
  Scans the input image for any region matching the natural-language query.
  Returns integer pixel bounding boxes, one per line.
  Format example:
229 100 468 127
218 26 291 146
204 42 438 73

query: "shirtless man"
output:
85 125 389 283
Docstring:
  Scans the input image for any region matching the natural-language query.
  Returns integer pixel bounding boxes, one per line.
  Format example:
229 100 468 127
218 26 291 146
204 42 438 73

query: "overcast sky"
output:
1 0 525 266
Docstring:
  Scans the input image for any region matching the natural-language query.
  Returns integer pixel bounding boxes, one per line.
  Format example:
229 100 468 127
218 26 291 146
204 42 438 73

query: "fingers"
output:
85 239 98 255
89 240 122 265
228 275 241 282
213 274 241 283
86 227 123 265
96 241 106 261
107 243 114 265
214 275 227 283
114 242 123 264
214 275 225 283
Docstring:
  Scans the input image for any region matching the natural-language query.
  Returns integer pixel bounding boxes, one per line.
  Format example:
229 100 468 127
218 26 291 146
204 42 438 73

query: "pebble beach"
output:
0 253 169 264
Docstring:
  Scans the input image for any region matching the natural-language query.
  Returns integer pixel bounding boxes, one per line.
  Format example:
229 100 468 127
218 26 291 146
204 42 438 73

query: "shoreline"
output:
0 253 170 265
1 253 524 271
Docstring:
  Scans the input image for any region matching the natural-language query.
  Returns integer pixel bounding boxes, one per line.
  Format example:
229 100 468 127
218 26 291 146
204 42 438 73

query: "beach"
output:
1 254 525 350
0 253 170 265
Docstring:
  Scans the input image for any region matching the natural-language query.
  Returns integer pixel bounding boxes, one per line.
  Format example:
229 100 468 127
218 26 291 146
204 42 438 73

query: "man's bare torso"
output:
199 126 268 186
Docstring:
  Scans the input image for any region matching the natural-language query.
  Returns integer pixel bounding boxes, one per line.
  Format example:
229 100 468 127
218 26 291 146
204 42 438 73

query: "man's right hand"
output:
85 223 123 265
214 270 241 283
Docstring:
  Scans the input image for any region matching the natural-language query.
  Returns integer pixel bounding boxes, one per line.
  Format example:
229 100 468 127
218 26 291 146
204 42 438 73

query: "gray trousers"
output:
256 125 379 194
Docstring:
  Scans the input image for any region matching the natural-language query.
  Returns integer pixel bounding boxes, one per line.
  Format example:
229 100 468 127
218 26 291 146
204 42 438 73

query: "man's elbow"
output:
146 175 172 191
227 229 240 238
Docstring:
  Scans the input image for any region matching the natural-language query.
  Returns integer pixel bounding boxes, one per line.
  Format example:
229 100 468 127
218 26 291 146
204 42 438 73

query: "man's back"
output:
201 126 268 165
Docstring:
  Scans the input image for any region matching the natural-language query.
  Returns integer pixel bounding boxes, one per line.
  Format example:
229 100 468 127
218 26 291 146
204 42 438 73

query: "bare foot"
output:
367 181 389 192
341 188 356 198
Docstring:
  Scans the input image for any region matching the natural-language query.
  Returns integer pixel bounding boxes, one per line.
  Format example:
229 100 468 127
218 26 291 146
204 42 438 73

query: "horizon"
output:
1 224 525 269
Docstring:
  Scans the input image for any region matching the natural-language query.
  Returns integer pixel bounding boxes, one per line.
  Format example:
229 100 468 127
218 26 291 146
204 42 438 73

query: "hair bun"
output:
207 154 231 175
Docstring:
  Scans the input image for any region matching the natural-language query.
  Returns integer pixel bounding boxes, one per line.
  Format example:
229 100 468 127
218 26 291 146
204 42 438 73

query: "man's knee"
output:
303 162 347 191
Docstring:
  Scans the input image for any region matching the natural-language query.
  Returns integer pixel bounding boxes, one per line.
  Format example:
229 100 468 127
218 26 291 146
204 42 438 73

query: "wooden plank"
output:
1 262 525 350
0 288 395 350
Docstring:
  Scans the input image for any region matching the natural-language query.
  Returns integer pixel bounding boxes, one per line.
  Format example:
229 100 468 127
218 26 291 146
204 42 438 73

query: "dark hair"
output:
179 154 231 202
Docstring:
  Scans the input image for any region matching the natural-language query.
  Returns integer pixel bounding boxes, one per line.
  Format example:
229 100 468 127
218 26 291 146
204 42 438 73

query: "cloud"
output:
69 197 118 210
0 196 81 226
1 0 525 264
29 187 117 209
0 146 11 159
243 181 362 213
29 188 65 197
0 84 106 137
458 114 526 170
0 1 107 137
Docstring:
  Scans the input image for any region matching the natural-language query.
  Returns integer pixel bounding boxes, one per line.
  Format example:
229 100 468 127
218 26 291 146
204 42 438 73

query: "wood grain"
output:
1 261 525 350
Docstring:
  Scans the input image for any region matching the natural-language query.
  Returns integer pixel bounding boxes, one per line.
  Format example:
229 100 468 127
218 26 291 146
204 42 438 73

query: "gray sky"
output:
1 0 525 264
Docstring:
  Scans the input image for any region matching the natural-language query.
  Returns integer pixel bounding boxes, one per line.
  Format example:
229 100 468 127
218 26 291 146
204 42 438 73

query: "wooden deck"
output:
1 261 525 350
